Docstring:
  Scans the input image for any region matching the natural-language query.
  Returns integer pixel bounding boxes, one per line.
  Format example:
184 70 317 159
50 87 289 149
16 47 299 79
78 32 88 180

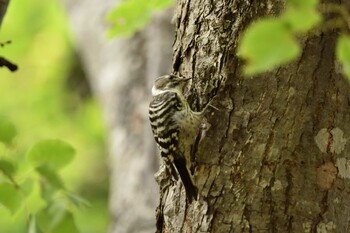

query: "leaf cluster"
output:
238 0 350 79
0 116 86 233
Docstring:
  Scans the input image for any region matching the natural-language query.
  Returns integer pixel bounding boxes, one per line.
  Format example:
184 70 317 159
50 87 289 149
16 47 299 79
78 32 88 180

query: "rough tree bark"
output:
158 0 350 232
61 1 174 232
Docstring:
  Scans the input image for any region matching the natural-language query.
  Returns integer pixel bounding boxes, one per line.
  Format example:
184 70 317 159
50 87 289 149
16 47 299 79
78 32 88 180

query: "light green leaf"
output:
107 0 174 37
336 35 350 79
28 215 39 233
287 0 319 8
0 183 22 214
107 1 151 37
282 7 321 33
27 139 75 170
153 0 174 9
0 116 17 144
24 181 46 214
238 18 300 75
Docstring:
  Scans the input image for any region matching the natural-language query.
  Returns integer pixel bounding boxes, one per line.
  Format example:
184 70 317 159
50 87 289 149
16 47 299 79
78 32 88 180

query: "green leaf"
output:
28 215 41 233
27 139 75 170
0 159 16 178
24 181 46 213
107 0 174 37
0 183 22 214
238 18 300 75
287 0 319 8
52 211 80 233
282 7 321 33
37 208 80 233
20 179 34 196
336 35 350 79
36 165 65 189
152 0 174 9
0 116 17 144
66 193 90 208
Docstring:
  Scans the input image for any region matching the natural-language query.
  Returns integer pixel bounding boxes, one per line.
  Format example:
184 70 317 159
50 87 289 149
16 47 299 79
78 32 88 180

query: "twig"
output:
0 56 18 71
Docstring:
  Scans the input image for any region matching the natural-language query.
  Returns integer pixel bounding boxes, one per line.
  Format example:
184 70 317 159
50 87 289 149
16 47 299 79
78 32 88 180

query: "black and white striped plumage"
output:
149 74 201 202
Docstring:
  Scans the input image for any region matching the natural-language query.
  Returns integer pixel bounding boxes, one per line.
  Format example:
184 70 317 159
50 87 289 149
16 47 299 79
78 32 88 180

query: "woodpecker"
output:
149 74 203 202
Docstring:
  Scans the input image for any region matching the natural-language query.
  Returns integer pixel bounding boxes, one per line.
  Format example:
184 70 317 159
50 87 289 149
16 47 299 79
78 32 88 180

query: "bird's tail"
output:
173 157 198 202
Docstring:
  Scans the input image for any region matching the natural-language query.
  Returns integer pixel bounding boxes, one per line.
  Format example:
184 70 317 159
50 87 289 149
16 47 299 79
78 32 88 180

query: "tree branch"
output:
0 56 17 71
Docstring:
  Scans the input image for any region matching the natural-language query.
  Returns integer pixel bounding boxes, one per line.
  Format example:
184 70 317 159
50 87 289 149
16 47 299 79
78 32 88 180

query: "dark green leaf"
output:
37 208 80 233
36 165 65 189
52 211 80 233
0 159 16 178
66 193 90 208
27 139 75 170
0 116 17 144
336 35 350 79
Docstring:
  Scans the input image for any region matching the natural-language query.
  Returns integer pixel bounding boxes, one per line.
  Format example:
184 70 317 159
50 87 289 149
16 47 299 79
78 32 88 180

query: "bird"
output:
149 74 202 202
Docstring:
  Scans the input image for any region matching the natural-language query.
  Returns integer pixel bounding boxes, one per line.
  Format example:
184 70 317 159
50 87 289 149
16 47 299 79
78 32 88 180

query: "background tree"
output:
62 1 174 232
155 0 350 232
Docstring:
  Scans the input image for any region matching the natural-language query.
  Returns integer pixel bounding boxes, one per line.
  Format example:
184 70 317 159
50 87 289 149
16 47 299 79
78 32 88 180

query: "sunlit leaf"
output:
0 183 22 214
0 116 17 144
238 18 300 75
28 215 40 233
24 181 46 214
282 7 321 33
27 139 75 170
151 0 174 9
107 0 174 37
107 1 151 37
336 35 350 79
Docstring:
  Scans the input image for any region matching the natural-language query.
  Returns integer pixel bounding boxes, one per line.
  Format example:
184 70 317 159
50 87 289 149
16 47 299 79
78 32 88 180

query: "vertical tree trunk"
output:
158 0 350 232
61 1 174 232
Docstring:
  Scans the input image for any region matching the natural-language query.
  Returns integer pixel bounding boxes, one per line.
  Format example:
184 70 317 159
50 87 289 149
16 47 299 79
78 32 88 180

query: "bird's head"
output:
152 74 192 96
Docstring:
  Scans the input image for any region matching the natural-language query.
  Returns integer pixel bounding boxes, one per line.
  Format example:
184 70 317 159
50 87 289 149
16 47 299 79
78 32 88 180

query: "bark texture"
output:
157 0 350 232
61 1 174 232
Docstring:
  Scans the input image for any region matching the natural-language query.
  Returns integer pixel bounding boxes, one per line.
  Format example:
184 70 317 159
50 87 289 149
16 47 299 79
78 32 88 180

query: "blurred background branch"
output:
0 0 9 27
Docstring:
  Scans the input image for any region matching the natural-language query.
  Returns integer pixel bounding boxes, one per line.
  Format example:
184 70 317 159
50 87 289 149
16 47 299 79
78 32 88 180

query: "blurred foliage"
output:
107 0 174 37
238 0 321 75
0 0 108 233
238 0 350 79
337 35 350 79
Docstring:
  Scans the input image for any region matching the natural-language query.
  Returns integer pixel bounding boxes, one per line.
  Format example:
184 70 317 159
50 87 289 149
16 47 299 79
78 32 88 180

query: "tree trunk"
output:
61 1 174 232
157 0 350 232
